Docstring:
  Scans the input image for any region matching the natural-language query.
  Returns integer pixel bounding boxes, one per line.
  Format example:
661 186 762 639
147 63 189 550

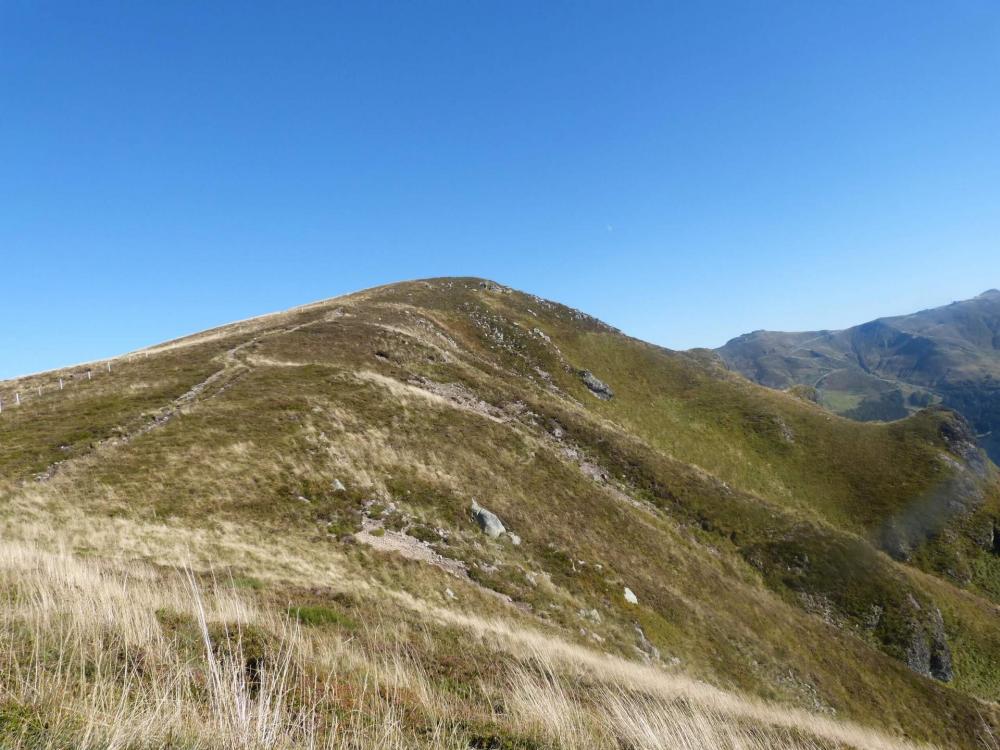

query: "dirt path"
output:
31 319 321 484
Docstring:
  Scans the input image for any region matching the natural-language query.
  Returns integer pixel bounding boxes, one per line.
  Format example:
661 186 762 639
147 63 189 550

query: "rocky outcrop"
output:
580 370 613 400
938 411 990 479
905 605 953 683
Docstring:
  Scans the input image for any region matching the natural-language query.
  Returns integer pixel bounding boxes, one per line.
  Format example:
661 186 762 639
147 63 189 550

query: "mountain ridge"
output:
1 277 1000 748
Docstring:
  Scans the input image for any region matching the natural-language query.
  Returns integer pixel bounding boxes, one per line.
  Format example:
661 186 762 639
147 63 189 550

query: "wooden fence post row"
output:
0 353 145 414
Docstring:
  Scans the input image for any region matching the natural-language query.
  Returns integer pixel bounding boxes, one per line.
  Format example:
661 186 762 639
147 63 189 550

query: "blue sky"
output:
2 2 999 379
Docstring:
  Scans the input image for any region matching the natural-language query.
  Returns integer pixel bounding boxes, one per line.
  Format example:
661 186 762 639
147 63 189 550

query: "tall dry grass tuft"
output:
504 662 838 750
186 568 298 748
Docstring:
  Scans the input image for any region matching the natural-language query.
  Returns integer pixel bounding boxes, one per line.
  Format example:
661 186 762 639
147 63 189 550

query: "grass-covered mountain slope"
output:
2 277 1000 749
717 290 1000 461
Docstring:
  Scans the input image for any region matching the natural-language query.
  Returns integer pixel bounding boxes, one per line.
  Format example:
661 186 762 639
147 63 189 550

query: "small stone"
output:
445 588 457 600
634 624 660 661
332 479 346 492
624 587 638 605
508 533 522 546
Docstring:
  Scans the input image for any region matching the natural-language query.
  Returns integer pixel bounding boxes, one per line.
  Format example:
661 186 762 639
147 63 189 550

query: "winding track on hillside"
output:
30 319 323 484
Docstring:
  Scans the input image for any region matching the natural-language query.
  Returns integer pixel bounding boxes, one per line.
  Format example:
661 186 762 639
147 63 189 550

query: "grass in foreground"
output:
0 540 948 750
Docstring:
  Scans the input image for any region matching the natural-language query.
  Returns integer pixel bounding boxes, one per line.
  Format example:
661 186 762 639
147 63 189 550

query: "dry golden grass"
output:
0 538 944 750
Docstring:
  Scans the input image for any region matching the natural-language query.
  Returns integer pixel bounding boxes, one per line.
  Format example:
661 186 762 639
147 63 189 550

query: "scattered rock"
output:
561 445 581 461
507 533 522 546
477 280 509 293
624 587 638 605
445 588 457 600
331 478 346 492
580 462 609 482
634 624 660 662
471 500 506 538
775 416 795 444
580 370 613 400
862 603 884 631
354 518 468 578
928 608 954 682
880 521 913 561
407 376 506 421
939 413 989 478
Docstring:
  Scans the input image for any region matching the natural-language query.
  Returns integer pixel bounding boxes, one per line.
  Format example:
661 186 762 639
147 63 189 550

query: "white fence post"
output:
87 370 92 381
59 378 64 390
14 393 19 406
107 362 111 373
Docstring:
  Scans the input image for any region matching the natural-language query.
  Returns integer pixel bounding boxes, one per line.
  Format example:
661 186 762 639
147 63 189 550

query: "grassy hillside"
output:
1 278 999 749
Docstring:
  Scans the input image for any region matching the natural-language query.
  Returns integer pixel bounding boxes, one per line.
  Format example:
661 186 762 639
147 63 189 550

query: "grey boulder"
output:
471 500 506 538
580 370 613 400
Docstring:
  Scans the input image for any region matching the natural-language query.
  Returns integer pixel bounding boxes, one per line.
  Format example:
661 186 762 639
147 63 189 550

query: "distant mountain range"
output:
717 289 1000 461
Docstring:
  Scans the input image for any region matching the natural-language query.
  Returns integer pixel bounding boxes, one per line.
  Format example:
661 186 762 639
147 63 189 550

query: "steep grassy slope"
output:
717 289 1000 461
1 278 1000 749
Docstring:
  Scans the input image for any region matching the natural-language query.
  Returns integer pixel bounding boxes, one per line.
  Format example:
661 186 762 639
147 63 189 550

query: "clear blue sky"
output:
3 2 999 379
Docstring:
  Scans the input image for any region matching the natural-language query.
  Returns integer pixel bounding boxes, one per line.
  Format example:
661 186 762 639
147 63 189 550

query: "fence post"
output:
59 378 64 390
107 362 111 373
87 370 92 381
15 393 19 406
37 386 42 397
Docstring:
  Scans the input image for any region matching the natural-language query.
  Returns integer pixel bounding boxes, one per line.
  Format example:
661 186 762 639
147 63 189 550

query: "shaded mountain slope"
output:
717 290 1000 461
1 278 1000 748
